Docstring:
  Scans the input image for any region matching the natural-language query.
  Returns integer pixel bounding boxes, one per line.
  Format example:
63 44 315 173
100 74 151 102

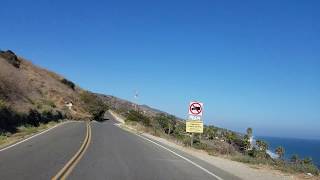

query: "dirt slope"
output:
0 50 88 118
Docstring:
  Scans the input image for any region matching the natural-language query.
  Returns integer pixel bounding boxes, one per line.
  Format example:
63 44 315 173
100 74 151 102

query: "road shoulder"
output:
110 111 297 180
0 120 72 151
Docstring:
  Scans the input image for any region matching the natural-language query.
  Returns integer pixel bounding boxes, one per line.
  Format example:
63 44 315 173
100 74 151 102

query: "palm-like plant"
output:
303 157 313 164
226 132 236 144
243 127 253 151
242 134 251 151
290 154 299 163
246 127 253 137
275 146 285 159
204 126 216 140
256 140 268 152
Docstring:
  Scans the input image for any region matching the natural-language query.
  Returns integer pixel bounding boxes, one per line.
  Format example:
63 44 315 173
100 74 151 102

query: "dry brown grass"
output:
0 120 62 148
0 55 89 119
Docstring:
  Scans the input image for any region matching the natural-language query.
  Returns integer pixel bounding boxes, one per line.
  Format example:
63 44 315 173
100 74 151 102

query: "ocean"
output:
258 136 320 168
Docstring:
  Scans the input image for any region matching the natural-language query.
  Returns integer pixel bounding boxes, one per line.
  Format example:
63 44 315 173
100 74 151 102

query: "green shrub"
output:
61 78 75 90
0 105 64 134
0 106 19 132
302 157 313 164
27 109 41 127
174 122 186 134
43 100 56 108
80 91 109 121
232 155 274 165
18 125 38 134
42 109 54 123
274 161 319 176
0 50 21 68
181 135 192 146
155 113 176 134
35 99 56 110
173 123 187 142
203 125 218 140
232 155 319 176
0 134 7 144
0 99 6 109
193 140 208 150
126 110 151 126
247 147 258 157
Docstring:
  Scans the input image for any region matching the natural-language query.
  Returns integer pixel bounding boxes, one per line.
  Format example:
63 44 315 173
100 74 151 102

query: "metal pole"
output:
134 90 138 111
191 133 194 147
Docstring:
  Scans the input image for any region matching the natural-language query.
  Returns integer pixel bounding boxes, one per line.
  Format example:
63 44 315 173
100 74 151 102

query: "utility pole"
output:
134 90 139 111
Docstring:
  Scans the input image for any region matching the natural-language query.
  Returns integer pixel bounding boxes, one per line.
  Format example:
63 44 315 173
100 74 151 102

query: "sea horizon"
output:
257 135 320 141
257 136 320 168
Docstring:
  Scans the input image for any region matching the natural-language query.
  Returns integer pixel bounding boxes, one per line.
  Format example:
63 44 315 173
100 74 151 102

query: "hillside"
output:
96 94 170 118
0 50 184 130
0 50 89 116
0 50 274 152
0 50 108 132
0 50 184 131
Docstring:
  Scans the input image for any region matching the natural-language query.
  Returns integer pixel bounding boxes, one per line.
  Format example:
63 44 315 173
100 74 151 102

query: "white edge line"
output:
0 121 75 152
136 134 224 180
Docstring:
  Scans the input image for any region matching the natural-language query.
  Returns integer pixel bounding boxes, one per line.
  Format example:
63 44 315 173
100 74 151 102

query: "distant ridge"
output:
95 94 176 118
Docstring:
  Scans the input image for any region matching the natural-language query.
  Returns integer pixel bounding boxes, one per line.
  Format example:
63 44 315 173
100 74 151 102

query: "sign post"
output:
186 101 204 147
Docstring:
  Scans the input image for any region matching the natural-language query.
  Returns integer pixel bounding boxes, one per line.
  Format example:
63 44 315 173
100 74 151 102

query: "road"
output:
0 118 240 180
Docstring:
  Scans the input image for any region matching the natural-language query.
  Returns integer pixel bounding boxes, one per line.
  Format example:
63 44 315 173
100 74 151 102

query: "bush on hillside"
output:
173 122 186 136
232 155 274 165
203 125 218 140
35 99 56 110
0 99 6 109
80 91 109 121
126 110 151 126
0 105 64 133
0 106 19 132
155 113 176 134
0 50 21 68
284 162 320 176
41 109 63 123
27 109 41 127
61 78 75 90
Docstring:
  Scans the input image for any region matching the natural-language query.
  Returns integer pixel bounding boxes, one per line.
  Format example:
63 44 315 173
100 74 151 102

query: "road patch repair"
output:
52 121 92 180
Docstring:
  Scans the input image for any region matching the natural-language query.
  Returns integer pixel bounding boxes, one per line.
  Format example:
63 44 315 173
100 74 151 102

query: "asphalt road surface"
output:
0 118 240 180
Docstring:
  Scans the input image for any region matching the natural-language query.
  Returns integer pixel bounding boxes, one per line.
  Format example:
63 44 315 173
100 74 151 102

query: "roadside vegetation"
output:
80 91 109 121
61 78 76 90
0 98 64 147
0 120 63 147
0 98 64 134
0 97 66 148
121 109 319 176
1 50 318 176
0 50 21 68
1 51 111 144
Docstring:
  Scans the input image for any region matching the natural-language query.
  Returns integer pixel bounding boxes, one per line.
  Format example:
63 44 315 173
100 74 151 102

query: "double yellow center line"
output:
52 122 92 180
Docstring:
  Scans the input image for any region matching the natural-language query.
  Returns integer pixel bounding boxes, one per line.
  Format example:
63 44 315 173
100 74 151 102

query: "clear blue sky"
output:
1 0 319 139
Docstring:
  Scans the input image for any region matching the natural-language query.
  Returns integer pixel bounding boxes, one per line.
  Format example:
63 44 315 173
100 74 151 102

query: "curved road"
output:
0 118 240 180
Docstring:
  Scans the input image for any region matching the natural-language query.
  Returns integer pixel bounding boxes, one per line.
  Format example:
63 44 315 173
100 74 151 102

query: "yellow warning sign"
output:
186 120 203 133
